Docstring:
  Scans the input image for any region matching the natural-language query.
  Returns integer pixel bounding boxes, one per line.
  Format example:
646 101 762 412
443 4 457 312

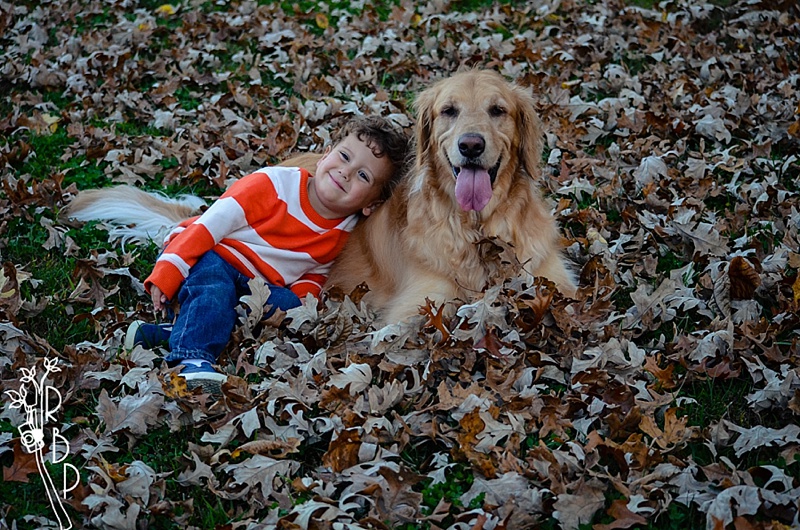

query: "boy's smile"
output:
308 133 393 219
328 173 345 192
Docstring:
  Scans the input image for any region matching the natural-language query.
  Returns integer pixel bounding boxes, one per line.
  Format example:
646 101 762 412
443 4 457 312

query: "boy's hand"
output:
150 285 168 312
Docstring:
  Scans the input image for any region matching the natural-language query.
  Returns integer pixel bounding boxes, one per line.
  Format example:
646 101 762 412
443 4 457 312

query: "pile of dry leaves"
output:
1 0 799 528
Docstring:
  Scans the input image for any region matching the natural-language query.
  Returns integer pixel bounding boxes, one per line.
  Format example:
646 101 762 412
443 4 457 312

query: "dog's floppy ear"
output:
413 83 438 165
514 85 544 180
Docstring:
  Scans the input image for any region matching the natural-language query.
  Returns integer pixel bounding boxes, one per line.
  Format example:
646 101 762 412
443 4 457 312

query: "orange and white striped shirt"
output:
144 167 358 301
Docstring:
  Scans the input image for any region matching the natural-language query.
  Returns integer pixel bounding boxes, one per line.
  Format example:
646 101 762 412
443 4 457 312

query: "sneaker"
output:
178 361 227 394
125 321 172 351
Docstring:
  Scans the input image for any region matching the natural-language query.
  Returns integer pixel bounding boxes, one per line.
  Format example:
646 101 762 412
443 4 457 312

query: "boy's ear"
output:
361 200 383 217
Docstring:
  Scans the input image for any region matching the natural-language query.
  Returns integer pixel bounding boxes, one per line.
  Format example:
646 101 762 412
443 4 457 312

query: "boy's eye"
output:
358 171 370 182
340 151 350 161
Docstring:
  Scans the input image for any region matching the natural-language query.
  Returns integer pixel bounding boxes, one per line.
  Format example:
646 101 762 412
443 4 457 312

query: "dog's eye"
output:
489 105 507 117
440 105 458 118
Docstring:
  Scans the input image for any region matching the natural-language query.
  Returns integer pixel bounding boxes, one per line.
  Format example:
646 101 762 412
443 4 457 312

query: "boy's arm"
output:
145 221 218 300
145 171 276 300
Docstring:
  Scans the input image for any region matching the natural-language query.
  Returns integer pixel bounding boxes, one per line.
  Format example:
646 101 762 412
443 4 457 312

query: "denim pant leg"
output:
264 285 302 317
165 251 250 364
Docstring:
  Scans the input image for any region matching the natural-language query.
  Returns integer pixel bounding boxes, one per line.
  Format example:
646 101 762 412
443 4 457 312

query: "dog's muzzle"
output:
445 133 502 212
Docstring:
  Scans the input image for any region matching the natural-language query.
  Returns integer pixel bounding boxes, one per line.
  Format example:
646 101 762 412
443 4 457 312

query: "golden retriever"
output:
325 70 576 323
66 70 576 325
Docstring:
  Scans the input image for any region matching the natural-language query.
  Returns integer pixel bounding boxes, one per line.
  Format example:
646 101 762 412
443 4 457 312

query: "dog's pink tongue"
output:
455 167 493 211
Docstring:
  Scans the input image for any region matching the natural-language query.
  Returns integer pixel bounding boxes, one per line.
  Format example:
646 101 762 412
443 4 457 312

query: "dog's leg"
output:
532 253 577 297
383 273 456 324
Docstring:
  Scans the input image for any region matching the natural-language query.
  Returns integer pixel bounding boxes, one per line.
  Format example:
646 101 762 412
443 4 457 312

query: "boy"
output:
126 116 409 393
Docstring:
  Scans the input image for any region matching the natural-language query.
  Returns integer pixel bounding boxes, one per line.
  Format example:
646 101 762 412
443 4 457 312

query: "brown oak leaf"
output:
322 428 361 472
594 499 648 530
728 256 761 300
2 439 40 483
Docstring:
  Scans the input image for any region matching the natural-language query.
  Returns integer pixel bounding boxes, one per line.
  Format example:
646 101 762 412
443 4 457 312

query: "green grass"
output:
123 426 239 527
0 472 74 529
448 0 513 11
393 463 482 530
13 129 74 177
73 7 115 34
0 124 161 350
684 377 758 430
623 0 657 8
114 121 168 138
277 0 403 25
1 214 157 349
655 249 687 277
174 86 203 111
61 157 110 189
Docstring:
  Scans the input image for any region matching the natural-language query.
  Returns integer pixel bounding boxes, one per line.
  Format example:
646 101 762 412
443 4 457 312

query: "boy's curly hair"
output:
336 115 411 200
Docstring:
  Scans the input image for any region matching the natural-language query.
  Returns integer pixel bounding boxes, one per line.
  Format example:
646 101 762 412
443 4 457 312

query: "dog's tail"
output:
65 185 207 246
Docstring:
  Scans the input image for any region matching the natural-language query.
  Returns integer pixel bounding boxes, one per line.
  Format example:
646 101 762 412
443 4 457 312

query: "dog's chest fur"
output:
404 172 521 296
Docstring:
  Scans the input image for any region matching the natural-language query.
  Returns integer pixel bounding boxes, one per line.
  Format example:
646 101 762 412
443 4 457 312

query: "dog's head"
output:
413 70 543 213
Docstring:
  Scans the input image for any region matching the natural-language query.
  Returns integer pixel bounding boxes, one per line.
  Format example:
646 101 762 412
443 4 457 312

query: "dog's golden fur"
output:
325 70 576 323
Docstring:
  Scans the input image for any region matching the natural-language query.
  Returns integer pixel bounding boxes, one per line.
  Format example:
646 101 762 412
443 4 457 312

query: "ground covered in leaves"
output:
1 0 799 528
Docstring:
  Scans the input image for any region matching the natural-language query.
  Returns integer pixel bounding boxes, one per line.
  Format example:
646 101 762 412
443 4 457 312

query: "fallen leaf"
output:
594 499 648 530
2 439 40 483
639 408 696 451
728 256 761 300
552 480 606 530
322 429 361 472
96 388 163 436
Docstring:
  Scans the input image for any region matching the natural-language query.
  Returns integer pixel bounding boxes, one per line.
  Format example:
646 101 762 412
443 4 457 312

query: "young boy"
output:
125 116 409 393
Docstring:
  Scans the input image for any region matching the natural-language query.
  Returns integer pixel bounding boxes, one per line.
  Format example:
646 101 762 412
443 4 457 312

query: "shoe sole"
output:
183 372 228 395
124 321 143 351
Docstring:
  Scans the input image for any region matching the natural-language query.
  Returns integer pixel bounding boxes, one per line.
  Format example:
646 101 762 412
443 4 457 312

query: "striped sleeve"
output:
144 172 278 299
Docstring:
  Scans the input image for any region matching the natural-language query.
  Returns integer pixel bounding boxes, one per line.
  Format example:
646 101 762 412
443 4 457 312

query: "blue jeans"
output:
164 251 301 364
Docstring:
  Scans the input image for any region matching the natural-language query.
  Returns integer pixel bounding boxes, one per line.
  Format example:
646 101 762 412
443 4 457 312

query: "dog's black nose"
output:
458 134 485 158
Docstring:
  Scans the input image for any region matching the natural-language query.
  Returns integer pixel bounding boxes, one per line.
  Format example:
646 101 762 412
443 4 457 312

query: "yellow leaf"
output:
155 4 176 16
640 408 695 450
42 113 60 133
0 269 15 299
162 372 192 399
793 275 800 305
315 13 328 29
789 120 800 139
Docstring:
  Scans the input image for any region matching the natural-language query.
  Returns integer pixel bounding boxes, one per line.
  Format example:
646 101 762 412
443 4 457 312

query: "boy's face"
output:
310 133 394 219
